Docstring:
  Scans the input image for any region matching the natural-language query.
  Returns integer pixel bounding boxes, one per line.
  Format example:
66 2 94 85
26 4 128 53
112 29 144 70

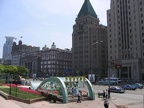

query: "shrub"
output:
0 80 5 86
51 95 57 103
47 94 52 101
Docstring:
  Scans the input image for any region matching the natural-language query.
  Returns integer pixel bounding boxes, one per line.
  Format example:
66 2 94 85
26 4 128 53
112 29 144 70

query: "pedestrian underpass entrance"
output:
35 76 95 103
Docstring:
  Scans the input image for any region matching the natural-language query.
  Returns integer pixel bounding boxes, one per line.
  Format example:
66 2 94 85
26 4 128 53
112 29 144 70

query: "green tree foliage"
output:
0 64 5 76
17 66 28 77
3 65 18 74
0 65 28 78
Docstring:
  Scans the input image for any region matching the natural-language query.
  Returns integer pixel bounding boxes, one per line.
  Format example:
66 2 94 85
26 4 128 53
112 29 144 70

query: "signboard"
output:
88 74 95 82
65 76 86 82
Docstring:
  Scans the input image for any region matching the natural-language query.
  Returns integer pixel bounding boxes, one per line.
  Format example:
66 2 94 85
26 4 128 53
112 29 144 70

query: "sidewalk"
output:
1 95 142 108
0 95 117 108
0 96 21 108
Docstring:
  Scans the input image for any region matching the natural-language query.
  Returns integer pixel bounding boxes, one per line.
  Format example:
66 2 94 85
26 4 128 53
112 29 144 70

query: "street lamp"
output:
90 41 103 82
9 77 12 95
108 61 113 98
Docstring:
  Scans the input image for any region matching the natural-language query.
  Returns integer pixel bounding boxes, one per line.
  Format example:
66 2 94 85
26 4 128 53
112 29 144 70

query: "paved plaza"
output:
0 85 143 108
0 95 117 108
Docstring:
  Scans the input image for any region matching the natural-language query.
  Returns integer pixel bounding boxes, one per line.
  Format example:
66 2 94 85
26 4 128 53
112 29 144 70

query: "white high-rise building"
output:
107 0 144 81
3 36 15 60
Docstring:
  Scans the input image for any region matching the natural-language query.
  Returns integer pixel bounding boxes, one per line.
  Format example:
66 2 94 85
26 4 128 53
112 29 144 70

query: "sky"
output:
0 0 110 58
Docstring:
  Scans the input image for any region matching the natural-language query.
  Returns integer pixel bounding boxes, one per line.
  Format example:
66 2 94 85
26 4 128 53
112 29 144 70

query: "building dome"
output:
51 42 56 49
19 40 22 45
13 42 16 46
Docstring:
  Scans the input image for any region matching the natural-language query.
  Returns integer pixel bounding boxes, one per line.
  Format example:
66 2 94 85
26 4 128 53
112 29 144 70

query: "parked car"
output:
109 86 125 93
122 84 136 90
132 83 143 89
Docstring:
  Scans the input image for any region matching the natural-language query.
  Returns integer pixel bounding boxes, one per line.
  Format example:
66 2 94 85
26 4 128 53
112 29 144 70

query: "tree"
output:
0 64 5 76
3 65 18 74
17 66 28 77
1 65 28 80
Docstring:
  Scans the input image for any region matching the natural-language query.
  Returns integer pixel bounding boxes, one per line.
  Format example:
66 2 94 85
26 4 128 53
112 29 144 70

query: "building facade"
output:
3 36 15 60
11 40 40 66
0 59 4 64
107 0 144 81
11 40 40 78
20 52 41 78
40 43 72 77
72 0 108 77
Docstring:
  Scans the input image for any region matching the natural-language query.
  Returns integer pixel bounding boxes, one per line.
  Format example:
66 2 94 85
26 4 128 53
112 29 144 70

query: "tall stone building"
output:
20 52 41 78
72 0 108 77
107 0 144 81
11 40 40 66
11 40 40 78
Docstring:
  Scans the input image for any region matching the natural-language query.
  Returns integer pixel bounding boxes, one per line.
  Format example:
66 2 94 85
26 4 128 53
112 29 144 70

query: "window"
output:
142 39 144 43
110 45 112 48
109 29 111 32
110 40 112 43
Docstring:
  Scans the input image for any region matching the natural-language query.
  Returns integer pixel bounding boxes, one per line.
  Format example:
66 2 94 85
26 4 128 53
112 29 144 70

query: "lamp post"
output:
9 77 12 95
90 41 103 82
108 61 113 98
108 66 110 98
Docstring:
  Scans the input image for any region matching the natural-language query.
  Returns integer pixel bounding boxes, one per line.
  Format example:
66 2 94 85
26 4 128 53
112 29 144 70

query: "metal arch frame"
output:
36 77 68 103
84 78 95 100
36 77 95 103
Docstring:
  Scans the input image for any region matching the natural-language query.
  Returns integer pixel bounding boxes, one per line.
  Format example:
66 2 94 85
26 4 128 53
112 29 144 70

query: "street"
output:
93 85 144 108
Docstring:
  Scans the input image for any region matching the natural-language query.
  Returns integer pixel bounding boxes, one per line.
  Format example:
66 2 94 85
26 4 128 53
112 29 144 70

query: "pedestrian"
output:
104 99 109 108
72 88 74 98
77 90 81 103
103 90 105 99
108 89 110 98
105 89 108 99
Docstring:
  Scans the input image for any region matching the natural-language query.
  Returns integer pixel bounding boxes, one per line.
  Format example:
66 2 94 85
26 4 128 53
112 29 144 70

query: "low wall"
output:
0 90 46 104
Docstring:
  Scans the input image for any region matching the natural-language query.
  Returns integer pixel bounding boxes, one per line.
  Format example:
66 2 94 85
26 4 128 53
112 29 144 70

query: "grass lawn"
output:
0 85 44 100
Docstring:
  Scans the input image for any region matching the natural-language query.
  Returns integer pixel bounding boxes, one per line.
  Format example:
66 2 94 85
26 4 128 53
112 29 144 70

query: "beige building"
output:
107 0 144 81
40 43 72 77
72 0 108 77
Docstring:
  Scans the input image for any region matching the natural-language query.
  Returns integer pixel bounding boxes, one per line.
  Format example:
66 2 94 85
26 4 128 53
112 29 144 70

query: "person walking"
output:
108 89 110 98
77 90 81 103
105 89 108 99
72 88 74 98
103 90 105 99
104 99 109 108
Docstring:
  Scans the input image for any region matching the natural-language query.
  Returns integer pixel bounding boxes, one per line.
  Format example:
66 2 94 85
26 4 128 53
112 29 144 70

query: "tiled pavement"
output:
0 95 118 108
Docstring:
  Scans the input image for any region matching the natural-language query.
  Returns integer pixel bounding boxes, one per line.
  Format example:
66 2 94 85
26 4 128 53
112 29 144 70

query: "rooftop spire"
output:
78 0 97 18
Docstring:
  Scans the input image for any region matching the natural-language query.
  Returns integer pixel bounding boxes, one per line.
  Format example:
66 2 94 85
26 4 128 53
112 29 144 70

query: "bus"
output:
98 77 122 85
105 77 122 84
